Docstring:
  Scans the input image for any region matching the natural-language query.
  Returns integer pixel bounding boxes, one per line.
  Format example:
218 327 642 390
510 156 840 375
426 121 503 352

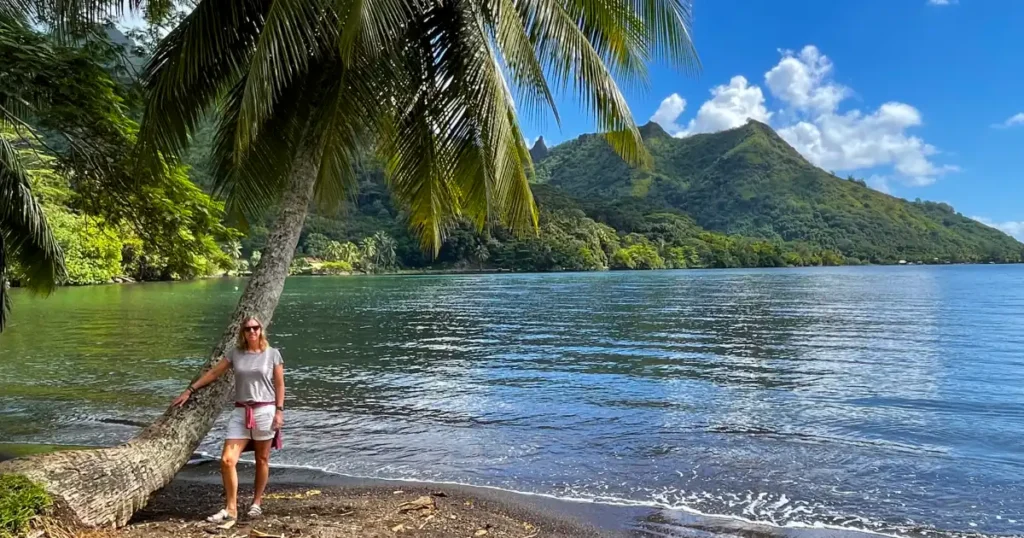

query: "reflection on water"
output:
3 266 1024 537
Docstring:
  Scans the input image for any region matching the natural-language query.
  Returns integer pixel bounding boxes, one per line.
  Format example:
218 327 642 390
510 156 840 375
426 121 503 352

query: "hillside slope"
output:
536 120 1022 263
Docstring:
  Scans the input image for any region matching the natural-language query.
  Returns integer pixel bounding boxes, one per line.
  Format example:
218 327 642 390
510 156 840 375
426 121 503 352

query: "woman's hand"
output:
272 410 284 430
172 390 191 408
171 359 230 409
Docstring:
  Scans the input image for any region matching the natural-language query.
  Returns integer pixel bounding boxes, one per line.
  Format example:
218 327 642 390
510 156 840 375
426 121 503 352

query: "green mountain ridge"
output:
234 119 1021 272
532 119 1023 264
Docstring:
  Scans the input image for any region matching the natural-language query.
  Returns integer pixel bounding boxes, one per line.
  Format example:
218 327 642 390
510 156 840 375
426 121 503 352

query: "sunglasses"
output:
242 326 262 333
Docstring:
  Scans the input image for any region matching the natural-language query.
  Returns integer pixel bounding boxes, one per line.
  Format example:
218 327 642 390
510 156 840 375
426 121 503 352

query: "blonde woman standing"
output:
173 316 285 524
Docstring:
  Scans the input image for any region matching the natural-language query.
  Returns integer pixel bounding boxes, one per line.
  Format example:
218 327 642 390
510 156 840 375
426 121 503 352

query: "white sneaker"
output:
206 508 236 523
247 504 263 518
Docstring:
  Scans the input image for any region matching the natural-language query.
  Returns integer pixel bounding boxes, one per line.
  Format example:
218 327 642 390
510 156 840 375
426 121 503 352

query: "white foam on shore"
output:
191 455 973 538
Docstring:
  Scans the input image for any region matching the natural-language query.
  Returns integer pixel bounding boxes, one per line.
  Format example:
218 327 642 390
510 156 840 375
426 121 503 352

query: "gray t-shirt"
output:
226 347 283 403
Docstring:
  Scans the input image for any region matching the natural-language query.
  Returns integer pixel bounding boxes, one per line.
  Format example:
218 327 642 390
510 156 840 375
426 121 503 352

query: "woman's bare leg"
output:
252 440 273 507
220 440 248 516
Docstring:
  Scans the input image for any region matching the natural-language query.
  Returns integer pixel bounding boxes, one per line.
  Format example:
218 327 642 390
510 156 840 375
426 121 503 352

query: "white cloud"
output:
767 46 956 186
992 113 1024 129
650 93 687 134
654 46 955 187
867 175 891 194
972 217 1024 240
778 102 958 186
678 76 772 136
927 0 956 5
765 46 849 113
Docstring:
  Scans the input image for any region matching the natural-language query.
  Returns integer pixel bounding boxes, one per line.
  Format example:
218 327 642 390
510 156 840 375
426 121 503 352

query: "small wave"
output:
703 425 949 456
213 460 995 538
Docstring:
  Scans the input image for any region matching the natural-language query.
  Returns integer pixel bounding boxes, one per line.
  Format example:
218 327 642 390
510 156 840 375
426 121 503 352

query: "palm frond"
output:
336 0 415 63
632 0 699 72
460 1 537 232
486 0 560 126
210 78 300 226
235 0 337 154
1 15 135 181
373 0 538 255
518 0 648 166
378 98 463 254
0 0 31 22
306 56 382 214
137 0 269 166
0 135 65 332
559 0 649 89
4 0 183 37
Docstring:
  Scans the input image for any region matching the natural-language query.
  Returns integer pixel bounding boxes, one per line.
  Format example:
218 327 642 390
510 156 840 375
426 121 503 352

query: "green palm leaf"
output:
335 0 414 63
210 77 301 226
632 0 699 71
138 0 269 165
307 56 380 214
487 0 561 125
139 0 698 257
0 135 65 331
235 0 337 155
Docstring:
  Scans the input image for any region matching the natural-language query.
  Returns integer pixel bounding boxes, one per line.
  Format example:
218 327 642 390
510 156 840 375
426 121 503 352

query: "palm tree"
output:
338 241 360 265
372 231 397 270
473 242 490 270
0 0 697 528
359 236 379 272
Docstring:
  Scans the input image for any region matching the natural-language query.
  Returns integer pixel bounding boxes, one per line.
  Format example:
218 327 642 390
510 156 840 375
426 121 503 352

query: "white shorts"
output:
226 406 276 441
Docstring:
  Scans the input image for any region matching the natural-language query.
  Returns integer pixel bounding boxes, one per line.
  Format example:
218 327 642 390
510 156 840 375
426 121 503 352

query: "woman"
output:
172 316 285 524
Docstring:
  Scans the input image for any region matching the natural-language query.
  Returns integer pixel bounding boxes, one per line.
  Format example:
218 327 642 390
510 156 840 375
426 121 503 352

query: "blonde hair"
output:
237 316 270 352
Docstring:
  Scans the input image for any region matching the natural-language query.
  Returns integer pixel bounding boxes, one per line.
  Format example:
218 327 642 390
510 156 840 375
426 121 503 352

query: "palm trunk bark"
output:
0 149 320 528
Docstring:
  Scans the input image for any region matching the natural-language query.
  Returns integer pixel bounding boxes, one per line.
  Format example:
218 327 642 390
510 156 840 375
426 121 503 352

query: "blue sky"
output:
519 0 1024 240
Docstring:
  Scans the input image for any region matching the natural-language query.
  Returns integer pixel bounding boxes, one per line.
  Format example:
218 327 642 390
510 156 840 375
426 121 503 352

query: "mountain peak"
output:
534 122 1023 263
733 118 782 140
530 136 549 162
743 118 773 130
639 121 671 140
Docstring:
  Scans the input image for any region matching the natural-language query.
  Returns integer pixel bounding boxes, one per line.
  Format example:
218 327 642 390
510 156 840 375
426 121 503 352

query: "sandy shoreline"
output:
122 462 890 538
2 446 909 537
115 462 618 538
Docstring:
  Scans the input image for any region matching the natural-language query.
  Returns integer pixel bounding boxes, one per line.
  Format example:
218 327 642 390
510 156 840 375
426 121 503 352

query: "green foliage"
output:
288 257 313 276
117 165 238 281
0 17 240 333
303 233 334 259
0 474 51 538
135 0 700 260
46 211 123 284
295 229 396 274
611 239 665 270
314 261 353 275
4 128 237 285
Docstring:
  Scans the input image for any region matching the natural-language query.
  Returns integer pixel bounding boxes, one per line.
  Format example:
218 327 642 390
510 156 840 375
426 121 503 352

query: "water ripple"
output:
3 266 1024 537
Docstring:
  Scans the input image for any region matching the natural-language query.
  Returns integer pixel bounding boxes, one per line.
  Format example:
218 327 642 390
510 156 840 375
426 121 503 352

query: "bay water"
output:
2 266 1023 536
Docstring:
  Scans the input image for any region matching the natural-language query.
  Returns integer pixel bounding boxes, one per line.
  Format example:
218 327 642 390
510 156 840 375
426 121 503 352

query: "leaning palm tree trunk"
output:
0 150 320 527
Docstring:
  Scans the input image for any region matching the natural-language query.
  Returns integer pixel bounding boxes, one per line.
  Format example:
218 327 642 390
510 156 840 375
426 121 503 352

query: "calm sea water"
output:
2 266 1024 537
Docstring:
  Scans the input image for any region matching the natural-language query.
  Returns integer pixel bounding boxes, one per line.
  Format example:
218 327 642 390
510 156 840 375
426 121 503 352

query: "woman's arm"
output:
172 358 231 407
272 364 285 430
